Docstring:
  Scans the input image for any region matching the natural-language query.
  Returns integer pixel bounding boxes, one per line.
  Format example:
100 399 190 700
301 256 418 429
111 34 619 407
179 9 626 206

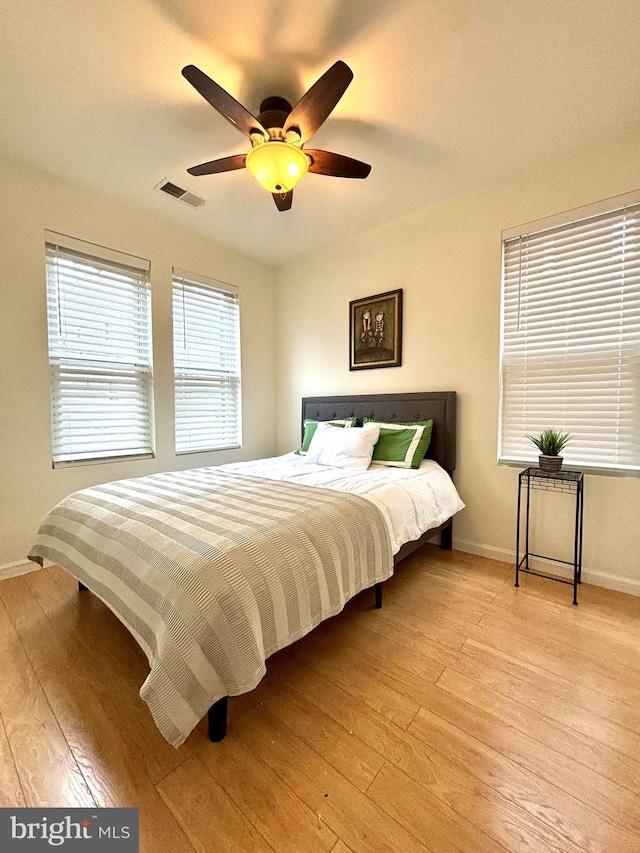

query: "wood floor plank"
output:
0 577 196 853
350 615 460 667
302 624 448 721
292 631 426 728
351 612 461 670
460 638 640 735
409 705 640 853
0 593 95 808
190 724 337 852
437 667 640 796
351 600 468 651
482 596 640 674
382 575 490 626
330 842 354 853
283 666 582 853
249 681 385 793
396 553 501 603
26 568 191 785
234 705 430 853
367 761 508 853
157 756 274 853
465 615 640 710
446 646 640 761
495 580 640 635
403 666 640 839
413 547 510 589
0 710 25 807
300 649 420 729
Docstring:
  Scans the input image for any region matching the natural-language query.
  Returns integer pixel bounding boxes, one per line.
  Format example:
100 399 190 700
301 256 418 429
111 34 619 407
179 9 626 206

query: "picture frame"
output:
349 288 403 370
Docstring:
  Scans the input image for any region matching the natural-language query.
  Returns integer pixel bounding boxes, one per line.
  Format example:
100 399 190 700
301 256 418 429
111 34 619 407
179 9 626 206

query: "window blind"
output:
45 233 154 465
500 195 640 472
172 269 241 453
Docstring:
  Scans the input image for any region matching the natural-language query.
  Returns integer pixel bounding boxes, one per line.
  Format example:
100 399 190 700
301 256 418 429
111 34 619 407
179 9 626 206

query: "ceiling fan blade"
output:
272 191 293 211
187 154 247 176
182 65 267 140
305 150 371 179
283 61 353 144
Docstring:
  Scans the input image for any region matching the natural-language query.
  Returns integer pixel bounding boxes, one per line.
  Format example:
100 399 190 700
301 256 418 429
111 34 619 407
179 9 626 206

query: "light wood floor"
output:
1 547 640 852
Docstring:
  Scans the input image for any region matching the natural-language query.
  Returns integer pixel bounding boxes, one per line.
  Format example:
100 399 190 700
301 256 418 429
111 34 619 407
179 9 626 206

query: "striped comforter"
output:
29 468 393 747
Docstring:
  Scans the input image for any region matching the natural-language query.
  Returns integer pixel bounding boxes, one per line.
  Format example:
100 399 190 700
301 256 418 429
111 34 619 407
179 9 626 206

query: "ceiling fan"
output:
181 61 371 211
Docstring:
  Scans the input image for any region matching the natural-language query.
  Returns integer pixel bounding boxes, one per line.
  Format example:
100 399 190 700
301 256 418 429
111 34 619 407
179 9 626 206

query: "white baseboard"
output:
0 559 42 581
453 538 640 598
452 539 514 565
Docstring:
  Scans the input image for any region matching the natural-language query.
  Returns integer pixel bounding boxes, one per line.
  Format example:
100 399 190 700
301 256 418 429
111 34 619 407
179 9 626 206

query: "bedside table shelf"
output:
515 467 584 605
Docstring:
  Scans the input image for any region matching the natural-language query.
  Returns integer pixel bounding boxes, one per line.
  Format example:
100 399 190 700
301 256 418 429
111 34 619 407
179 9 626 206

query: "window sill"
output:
175 444 241 456
53 453 155 469
498 459 640 478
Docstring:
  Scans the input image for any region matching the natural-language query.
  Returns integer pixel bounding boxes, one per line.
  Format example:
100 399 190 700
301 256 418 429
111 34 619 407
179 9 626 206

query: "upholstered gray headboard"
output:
301 391 457 474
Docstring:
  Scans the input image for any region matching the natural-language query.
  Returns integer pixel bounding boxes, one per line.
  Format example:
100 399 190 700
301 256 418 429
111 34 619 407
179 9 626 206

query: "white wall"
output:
0 156 277 569
275 129 640 595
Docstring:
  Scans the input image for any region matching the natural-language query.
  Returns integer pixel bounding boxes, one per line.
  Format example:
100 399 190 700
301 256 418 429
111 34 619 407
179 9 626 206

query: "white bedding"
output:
220 453 465 554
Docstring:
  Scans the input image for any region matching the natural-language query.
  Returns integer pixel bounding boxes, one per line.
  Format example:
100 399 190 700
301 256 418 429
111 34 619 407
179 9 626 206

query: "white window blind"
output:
45 233 154 465
500 194 640 473
173 269 241 453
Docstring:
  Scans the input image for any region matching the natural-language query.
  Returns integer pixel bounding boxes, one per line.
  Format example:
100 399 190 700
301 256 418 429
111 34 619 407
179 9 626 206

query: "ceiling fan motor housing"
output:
257 97 294 140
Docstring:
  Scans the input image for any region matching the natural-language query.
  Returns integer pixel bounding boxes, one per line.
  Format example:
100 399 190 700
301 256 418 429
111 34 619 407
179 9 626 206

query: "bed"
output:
28 391 461 747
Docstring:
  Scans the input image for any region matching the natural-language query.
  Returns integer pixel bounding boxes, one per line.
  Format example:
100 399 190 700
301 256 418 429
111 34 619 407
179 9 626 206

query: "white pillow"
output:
296 417 354 455
305 422 380 471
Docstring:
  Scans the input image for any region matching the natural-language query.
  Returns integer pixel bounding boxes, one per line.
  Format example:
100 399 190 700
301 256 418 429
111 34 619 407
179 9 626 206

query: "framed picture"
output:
349 288 403 370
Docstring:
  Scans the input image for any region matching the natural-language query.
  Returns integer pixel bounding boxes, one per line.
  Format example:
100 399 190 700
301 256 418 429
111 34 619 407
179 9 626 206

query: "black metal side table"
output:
515 467 584 605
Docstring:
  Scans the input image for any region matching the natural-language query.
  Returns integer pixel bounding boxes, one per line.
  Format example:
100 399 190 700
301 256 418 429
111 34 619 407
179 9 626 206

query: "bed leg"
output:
208 696 229 742
78 581 88 591
374 583 382 609
440 524 453 550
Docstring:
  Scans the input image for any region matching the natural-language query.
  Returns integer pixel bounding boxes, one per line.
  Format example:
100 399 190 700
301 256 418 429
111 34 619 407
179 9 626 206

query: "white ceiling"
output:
2 0 640 264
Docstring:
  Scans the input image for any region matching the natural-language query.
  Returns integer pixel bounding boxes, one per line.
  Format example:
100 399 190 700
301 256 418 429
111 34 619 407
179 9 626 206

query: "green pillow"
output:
296 418 356 455
364 418 433 468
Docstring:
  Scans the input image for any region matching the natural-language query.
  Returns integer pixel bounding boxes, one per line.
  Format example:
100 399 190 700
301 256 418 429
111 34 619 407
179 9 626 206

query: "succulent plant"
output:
526 428 572 456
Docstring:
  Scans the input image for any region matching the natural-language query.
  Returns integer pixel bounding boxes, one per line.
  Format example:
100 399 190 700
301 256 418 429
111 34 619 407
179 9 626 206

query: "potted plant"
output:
526 428 572 473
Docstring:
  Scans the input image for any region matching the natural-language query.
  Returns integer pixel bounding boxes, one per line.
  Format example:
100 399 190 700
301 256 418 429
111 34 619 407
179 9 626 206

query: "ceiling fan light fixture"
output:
245 141 309 194
182 61 369 210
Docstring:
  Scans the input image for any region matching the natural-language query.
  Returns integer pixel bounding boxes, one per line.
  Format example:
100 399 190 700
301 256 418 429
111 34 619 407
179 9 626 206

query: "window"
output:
45 233 154 466
499 192 640 473
172 269 241 453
